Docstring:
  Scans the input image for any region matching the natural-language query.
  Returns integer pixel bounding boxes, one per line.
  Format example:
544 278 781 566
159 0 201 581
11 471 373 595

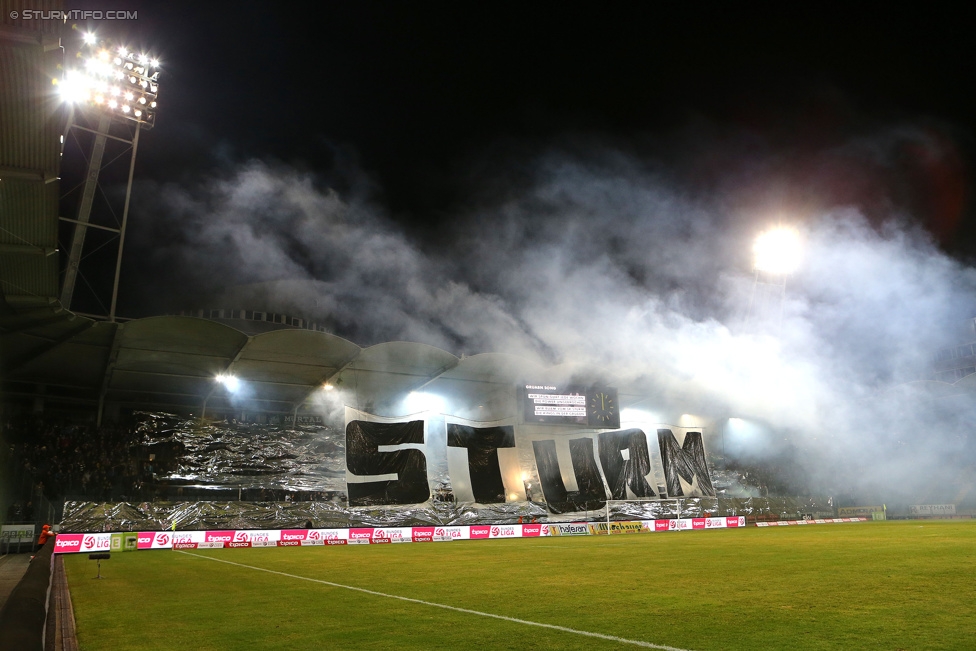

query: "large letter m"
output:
656 429 716 497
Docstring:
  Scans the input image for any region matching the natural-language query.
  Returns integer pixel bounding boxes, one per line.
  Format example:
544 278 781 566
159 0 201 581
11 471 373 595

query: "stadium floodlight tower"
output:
748 226 801 324
56 31 161 320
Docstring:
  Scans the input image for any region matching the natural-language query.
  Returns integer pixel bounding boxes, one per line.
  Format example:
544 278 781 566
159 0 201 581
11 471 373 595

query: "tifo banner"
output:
909 504 956 516
118 412 733 527
53 518 750 553
347 407 718 517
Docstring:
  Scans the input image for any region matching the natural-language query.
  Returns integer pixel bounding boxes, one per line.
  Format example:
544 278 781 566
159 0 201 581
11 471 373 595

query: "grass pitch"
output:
64 520 976 650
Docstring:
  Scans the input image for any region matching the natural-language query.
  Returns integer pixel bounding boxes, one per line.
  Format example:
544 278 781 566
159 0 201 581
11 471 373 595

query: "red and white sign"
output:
347 528 374 544
55 514 763 554
54 533 112 554
54 534 84 554
521 524 545 537
227 530 278 548
412 527 435 542
469 525 492 540
433 526 467 541
489 525 518 539
204 530 236 543
171 532 199 549
376 527 412 543
279 529 310 542
137 531 173 550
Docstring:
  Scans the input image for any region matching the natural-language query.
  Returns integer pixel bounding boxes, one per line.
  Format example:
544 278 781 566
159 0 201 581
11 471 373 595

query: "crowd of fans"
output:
2 415 160 521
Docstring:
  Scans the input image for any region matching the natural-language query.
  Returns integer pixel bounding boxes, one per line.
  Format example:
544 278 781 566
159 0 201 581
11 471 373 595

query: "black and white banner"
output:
345 407 716 514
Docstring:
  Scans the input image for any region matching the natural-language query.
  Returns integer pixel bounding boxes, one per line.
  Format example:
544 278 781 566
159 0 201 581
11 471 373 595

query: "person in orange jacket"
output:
36 524 52 551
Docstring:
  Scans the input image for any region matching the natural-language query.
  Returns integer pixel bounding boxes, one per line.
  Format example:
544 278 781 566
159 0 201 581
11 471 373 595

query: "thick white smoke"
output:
128 128 976 503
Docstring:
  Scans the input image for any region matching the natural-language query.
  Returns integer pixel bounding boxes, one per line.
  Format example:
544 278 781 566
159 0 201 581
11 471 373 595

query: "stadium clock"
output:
588 391 616 424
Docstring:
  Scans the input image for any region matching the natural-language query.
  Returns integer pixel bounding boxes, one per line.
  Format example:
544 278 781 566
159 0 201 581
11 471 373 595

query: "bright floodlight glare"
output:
404 391 445 413
322 383 335 391
216 374 241 393
58 35 161 128
753 227 801 274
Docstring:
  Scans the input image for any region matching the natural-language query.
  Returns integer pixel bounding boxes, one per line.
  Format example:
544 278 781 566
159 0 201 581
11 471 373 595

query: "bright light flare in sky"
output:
754 227 801 274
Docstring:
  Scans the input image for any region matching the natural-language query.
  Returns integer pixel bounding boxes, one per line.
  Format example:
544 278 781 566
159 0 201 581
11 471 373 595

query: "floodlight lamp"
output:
134 110 142 117
322 383 335 391
124 91 133 100
753 226 801 274
216 374 241 393
122 105 130 113
151 59 160 68
83 33 97 45
108 99 117 108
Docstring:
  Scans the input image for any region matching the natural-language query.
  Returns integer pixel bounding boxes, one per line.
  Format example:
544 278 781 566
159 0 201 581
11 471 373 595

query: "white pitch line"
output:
178 550 692 651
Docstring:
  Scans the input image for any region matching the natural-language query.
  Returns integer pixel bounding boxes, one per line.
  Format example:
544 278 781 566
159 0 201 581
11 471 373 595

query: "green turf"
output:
63 520 976 650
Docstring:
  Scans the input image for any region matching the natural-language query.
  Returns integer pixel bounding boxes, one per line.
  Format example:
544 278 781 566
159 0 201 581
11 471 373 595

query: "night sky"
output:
61 2 975 317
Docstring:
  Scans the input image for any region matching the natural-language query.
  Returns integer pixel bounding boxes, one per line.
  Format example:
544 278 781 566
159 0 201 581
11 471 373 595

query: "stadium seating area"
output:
2 415 159 518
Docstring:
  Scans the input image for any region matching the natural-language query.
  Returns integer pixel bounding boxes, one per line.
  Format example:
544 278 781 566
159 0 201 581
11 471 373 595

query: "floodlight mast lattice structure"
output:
57 34 161 321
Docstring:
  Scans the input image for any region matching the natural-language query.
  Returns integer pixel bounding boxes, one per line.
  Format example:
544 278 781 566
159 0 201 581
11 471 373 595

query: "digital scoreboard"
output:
521 384 620 428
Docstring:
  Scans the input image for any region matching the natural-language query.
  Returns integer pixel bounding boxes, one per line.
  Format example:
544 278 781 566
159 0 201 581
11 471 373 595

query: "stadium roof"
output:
0 7 64 307
0 308 603 420
4 304 975 425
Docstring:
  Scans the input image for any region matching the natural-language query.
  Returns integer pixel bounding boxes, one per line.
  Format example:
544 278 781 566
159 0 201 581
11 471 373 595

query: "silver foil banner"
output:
59 496 836 532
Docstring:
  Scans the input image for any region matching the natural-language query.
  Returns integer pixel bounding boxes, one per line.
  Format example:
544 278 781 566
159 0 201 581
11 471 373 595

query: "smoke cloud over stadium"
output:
128 121 976 503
